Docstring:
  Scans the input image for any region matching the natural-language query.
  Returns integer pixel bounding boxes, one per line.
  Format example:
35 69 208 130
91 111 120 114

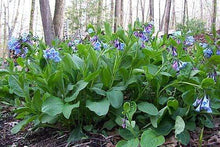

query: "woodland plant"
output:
0 22 220 146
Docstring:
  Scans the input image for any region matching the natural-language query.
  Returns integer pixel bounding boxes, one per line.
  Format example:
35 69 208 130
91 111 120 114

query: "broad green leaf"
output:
62 102 80 119
11 116 36 134
40 114 58 124
65 80 88 102
0 69 9 76
160 72 172 77
138 102 158 116
107 90 123 108
154 118 174 136
90 87 106 96
140 129 165 147
123 101 137 122
68 127 85 143
116 138 139 147
84 70 101 82
176 130 190 145
9 75 25 98
31 90 42 112
167 99 179 110
104 22 112 37
175 116 185 136
182 89 196 105
86 99 110 116
42 96 64 116
201 78 215 89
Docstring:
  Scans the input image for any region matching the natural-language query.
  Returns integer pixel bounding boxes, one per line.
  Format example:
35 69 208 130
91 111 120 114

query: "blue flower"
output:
179 61 187 70
102 43 108 49
216 50 220 55
93 41 101 50
199 43 208 48
88 28 94 34
203 48 213 58
184 36 195 46
43 48 61 62
172 47 177 56
122 118 127 128
193 95 212 113
172 61 179 71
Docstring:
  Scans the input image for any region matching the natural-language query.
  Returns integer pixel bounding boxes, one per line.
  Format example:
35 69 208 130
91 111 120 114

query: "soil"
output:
1 104 220 147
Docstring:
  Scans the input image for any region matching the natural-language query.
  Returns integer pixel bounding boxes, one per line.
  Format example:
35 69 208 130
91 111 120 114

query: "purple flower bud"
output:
172 47 177 56
134 31 139 37
193 98 202 107
216 50 220 55
172 61 179 71
122 118 127 128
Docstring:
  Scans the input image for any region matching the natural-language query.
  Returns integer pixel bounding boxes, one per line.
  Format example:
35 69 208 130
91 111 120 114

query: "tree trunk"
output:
140 0 145 22
111 0 114 27
10 0 21 38
159 0 161 29
3 3 7 59
212 0 217 37
171 0 176 28
200 0 203 20
164 0 172 35
97 0 103 27
39 0 55 45
183 0 188 25
129 0 132 24
120 0 123 27
29 0 36 33
159 0 167 31
53 0 65 39
149 0 154 21
114 0 120 32
136 0 139 19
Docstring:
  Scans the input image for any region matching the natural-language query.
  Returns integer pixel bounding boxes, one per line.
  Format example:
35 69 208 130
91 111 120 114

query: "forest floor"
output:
1 104 220 147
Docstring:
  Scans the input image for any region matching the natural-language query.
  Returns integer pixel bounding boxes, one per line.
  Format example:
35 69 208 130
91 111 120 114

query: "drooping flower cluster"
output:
90 36 108 50
193 95 212 113
172 60 188 72
114 39 125 50
208 70 217 82
184 36 195 46
199 43 213 58
43 48 61 62
133 22 154 48
68 39 81 52
8 33 33 58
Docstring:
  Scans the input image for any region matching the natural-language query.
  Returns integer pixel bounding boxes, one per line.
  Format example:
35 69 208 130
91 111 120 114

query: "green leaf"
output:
84 70 101 82
42 96 64 116
176 130 190 145
104 22 112 37
160 72 172 77
62 102 80 119
11 116 36 134
65 80 88 102
9 75 25 98
86 99 110 116
138 102 158 116
90 87 106 96
31 90 42 112
154 118 174 136
107 90 123 108
182 89 196 105
68 127 85 143
208 55 220 65
167 99 179 110
140 129 165 147
0 69 9 76
201 78 215 89
175 116 185 136
116 138 139 147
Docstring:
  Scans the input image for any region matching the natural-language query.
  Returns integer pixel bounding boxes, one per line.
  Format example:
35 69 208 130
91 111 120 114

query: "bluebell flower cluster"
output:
208 70 217 82
8 34 33 58
193 95 212 113
68 39 81 52
114 39 125 50
199 43 213 58
184 36 195 46
216 50 220 55
43 48 61 62
133 22 154 48
172 60 188 72
88 28 94 34
90 36 107 50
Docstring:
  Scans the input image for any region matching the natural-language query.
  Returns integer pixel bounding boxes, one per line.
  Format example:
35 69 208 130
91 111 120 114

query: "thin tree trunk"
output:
120 0 123 27
0 0 2 53
29 0 36 33
149 0 154 21
39 0 55 45
136 0 139 19
3 3 7 59
171 0 176 28
97 0 103 27
114 0 120 32
111 0 114 27
129 0 132 24
200 0 203 20
53 0 65 39
212 0 217 37
10 0 21 38
140 0 145 22
183 0 188 25
164 0 172 35
159 0 167 31
159 0 161 29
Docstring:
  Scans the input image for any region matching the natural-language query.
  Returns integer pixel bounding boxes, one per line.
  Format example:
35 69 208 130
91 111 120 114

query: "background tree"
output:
97 0 103 28
149 0 154 21
140 0 146 22
29 0 35 33
114 0 120 32
171 0 176 28
53 0 65 39
120 0 123 27
39 0 55 45
129 0 132 24
183 0 189 25
164 0 172 34
212 0 217 38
